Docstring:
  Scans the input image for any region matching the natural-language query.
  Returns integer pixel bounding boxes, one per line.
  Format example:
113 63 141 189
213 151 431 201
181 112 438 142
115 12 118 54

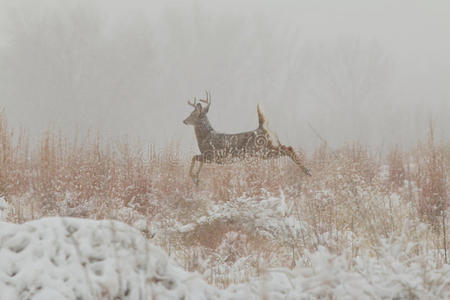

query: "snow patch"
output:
1 217 449 299
0 217 215 299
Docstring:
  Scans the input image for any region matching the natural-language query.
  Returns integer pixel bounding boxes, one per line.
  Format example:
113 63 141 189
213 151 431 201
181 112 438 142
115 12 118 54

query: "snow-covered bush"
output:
1 218 448 299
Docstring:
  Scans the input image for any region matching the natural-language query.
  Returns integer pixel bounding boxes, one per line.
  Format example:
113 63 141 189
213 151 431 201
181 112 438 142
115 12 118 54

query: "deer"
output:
183 91 311 185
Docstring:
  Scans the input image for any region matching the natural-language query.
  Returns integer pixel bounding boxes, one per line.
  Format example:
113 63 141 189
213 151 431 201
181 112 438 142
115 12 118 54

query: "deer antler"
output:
199 90 211 112
187 97 197 108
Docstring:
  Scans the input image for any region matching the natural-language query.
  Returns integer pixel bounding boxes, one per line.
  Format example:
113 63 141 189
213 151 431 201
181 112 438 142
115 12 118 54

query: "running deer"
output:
183 91 311 185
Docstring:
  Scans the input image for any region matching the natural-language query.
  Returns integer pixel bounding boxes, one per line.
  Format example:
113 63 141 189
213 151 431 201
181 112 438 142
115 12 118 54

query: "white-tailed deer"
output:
183 91 311 185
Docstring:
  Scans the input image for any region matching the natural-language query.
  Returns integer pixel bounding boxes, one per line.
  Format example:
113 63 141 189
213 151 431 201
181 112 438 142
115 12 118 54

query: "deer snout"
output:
183 116 193 125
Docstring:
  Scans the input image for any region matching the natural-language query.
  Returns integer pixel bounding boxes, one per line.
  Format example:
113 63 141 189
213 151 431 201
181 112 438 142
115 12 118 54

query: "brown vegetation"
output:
0 110 448 287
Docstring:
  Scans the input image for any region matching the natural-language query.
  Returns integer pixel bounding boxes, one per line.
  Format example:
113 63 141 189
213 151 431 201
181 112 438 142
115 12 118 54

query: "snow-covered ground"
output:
1 217 449 299
0 217 216 299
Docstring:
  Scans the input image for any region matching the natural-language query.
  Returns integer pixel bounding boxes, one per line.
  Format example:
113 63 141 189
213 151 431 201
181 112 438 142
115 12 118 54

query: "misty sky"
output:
0 0 449 152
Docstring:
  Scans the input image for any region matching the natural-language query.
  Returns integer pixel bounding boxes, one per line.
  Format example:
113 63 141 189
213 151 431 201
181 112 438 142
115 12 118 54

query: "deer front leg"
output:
189 155 204 186
280 145 311 176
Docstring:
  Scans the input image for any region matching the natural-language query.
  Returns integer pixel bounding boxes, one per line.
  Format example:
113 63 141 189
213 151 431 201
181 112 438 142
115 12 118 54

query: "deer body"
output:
183 92 311 185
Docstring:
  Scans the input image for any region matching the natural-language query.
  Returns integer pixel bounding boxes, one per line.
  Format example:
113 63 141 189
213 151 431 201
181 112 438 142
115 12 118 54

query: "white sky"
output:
0 0 449 152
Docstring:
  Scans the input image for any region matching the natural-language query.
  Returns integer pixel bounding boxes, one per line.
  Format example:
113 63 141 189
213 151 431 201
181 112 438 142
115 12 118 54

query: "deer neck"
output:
194 118 214 148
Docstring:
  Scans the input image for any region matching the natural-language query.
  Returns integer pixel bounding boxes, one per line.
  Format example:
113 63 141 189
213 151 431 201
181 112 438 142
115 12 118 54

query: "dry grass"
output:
0 110 448 287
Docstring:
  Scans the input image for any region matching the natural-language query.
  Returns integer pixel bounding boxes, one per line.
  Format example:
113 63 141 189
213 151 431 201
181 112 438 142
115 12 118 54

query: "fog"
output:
0 0 449 152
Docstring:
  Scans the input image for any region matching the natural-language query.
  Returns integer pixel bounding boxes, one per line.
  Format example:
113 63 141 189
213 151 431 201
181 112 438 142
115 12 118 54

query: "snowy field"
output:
0 109 449 299
1 1 449 299
0 215 448 299
0 125 449 299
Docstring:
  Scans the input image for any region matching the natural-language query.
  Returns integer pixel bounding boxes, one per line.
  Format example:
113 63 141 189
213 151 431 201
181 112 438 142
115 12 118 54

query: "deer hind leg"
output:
280 144 311 176
189 155 204 186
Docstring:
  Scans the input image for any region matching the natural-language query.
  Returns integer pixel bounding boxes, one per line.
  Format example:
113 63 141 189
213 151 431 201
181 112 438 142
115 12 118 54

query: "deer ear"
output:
196 103 202 111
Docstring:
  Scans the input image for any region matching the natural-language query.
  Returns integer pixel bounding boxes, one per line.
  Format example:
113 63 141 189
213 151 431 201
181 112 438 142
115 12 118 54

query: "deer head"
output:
183 91 211 126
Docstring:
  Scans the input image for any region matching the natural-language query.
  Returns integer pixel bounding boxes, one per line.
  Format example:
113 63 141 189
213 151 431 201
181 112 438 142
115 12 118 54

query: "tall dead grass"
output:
0 110 448 285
